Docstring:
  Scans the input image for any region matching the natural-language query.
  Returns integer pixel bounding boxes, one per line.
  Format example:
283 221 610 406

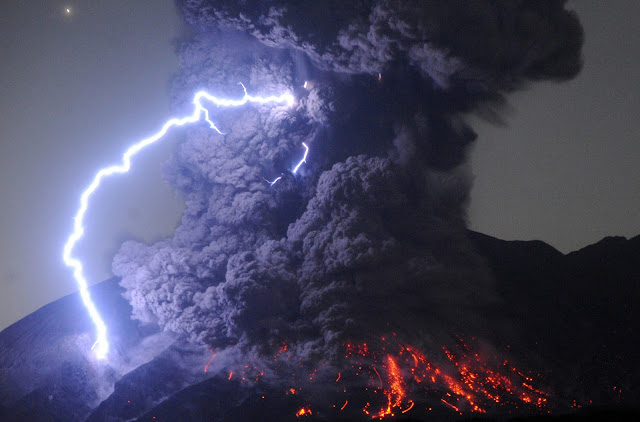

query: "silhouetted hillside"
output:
468 231 640 406
1 233 638 421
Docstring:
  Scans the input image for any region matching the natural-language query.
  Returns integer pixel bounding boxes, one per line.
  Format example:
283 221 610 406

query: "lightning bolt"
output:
264 175 283 186
292 142 309 174
63 84 295 359
261 141 310 186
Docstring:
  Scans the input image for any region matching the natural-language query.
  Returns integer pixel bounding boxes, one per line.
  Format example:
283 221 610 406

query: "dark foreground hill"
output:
1 232 638 421
469 232 640 405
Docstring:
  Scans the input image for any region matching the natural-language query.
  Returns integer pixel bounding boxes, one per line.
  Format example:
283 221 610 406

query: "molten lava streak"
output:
341 337 551 418
211 336 552 419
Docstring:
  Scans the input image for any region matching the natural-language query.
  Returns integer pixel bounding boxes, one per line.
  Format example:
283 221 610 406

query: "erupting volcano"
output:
199 335 556 420
2 1 639 421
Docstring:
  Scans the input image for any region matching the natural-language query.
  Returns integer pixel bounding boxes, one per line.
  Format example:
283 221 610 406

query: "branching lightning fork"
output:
63 84 297 359
262 142 309 186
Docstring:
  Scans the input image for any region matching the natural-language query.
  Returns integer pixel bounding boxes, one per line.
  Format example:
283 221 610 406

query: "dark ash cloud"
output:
179 0 583 91
113 0 583 377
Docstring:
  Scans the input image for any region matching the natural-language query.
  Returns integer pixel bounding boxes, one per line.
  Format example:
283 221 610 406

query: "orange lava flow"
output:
373 355 407 418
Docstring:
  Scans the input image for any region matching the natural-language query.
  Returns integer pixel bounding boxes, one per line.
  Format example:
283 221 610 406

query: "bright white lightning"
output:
292 142 309 174
262 142 310 187
63 85 295 360
263 175 283 186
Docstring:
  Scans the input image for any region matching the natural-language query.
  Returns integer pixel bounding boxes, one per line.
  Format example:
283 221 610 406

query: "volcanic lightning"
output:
292 142 309 174
63 84 296 359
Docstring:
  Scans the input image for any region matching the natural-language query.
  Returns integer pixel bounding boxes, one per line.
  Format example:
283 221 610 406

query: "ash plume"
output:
113 0 583 379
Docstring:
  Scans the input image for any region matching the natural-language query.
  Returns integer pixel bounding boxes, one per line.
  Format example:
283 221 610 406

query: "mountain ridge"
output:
1 231 638 421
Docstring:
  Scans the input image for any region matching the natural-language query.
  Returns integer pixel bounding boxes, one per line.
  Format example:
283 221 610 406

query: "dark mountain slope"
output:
85 342 209 422
0 278 148 420
1 233 638 421
468 231 640 405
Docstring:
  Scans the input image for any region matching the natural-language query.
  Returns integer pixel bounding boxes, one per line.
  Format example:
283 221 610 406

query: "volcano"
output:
4 2 637 421
1 231 638 421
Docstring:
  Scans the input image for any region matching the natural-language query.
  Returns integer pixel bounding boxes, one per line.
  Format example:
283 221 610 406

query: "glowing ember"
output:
205 336 553 419
340 336 552 418
371 355 409 418
296 407 312 417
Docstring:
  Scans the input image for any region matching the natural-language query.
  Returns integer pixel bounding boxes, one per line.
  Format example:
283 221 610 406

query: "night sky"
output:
0 0 638 336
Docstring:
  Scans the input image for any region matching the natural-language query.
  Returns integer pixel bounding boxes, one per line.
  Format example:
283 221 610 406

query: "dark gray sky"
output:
0 1 638 331
0 1 184 330
469 1 640 252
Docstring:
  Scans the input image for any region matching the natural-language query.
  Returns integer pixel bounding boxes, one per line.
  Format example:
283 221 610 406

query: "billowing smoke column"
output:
113 0 583 414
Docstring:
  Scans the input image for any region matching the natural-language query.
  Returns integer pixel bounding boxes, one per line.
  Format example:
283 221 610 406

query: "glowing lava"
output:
296 407 312 417
64 84 295 359
210 336 552 420
342 336 551 418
